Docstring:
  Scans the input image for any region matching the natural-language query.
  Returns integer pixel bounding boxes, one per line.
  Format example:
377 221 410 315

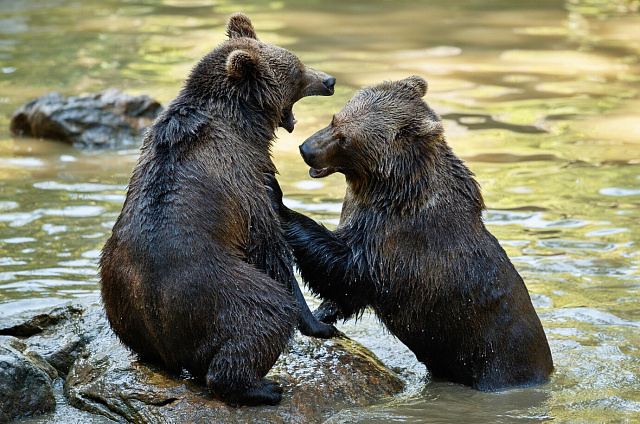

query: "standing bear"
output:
266 76 554 392
100 13 337 406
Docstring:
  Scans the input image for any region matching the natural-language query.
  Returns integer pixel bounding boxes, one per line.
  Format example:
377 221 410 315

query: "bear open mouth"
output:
309 167 334 178
279 106 298 133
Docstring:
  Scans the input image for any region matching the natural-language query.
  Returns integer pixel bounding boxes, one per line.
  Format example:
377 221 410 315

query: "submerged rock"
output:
10 89 163 148
0 298 404 423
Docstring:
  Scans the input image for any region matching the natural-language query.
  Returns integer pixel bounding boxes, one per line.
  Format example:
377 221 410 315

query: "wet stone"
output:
0 304 88 378
1 298 404 423
10 89 163 148
0 336 56 423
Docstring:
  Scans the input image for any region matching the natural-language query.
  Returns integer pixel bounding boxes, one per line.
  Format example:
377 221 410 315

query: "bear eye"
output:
337 136 349 148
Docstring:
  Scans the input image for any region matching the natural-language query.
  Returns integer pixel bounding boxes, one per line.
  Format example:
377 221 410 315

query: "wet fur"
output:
267 76 554 392
100 13 335 406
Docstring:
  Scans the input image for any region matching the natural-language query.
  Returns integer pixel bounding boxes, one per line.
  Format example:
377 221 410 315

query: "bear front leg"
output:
249 242 336 338
289 273 339 338
265 173 369 320
249 174 337 339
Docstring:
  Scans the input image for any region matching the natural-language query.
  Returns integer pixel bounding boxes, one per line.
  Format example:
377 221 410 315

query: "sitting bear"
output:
100 13 337 406
266 76 554 392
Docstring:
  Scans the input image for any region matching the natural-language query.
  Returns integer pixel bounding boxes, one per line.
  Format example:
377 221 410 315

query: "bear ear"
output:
226 13 258 40
226 49 260 79
403 75 428 97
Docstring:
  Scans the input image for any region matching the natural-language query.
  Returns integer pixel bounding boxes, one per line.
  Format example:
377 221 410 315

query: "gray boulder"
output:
10 89 163 148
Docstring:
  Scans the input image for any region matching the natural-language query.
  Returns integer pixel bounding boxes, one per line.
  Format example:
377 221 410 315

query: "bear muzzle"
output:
302 67 336 97
299 132 336 178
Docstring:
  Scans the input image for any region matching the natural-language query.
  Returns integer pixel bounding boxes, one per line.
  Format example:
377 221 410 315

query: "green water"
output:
1 0 639 422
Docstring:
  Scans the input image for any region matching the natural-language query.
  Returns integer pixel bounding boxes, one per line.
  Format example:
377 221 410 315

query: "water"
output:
1 0 639 422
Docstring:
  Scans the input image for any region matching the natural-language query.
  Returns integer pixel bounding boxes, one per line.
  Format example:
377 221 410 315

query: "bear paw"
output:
226 379 284 407
313 300 344 325
299 317 339 339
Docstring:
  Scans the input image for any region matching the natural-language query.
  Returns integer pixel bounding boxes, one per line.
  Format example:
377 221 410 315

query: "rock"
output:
0 303 87 377
0 304 84 337
0 299 404 423
0 336 56 422
10 89 163 148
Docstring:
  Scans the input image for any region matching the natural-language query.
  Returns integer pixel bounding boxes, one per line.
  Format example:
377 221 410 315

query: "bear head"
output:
299 76 444 179
184 13 335 133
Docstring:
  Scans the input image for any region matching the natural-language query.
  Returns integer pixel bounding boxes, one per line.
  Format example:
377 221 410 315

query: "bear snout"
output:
299 137 334 179
299 125 338 178
300 126 334 166
299 143 313 163
302 67 336 97
299 141 325 170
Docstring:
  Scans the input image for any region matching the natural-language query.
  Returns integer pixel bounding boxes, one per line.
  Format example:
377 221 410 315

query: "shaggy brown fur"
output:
267 76 554 392
100 13 336 406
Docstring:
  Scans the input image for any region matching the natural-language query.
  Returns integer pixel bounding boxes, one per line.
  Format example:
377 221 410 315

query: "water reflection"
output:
485 210 591 229
1 0 639 423
441 113 547 134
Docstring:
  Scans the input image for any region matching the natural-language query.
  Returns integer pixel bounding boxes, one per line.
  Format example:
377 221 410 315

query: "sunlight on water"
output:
0 0 639 423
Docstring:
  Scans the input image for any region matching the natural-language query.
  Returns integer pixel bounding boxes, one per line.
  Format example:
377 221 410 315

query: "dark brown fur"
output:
100 13 336 406
267 76 554 391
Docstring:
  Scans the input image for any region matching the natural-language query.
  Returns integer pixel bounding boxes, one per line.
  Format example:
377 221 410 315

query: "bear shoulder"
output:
148 103 210 148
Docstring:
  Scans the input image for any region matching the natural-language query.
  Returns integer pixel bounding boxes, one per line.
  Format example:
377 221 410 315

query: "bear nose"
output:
299 143 310 161
323 77 336 92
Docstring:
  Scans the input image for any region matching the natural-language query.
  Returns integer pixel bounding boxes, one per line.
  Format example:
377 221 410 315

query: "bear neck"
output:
346 135 485 217
180 70 283 145
152 90 280 153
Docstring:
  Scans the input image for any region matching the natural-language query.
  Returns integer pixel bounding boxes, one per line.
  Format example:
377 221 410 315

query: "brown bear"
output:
266 76 554 392
100 13 337 406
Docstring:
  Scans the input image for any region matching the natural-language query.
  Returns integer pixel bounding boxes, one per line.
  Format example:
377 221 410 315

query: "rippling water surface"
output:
1 0 639 422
